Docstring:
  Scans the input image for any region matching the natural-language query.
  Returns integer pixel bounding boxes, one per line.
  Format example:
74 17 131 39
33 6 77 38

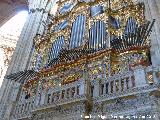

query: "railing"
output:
14 79 87 119
92 66 160 102
91 71 135 101
14 97 34 119
33 79 87 111
14 66 160 119
101 72 135 95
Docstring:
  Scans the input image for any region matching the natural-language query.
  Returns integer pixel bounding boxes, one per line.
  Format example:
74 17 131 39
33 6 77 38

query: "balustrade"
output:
102 72 135 95
14 97 34 119
48 84 84 105
93 66 160 102
33 79 86 110
14 66 160 119
90 71 136 99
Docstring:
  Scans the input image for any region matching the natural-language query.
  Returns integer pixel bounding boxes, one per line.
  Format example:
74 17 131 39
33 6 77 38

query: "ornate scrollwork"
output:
14 0 158 120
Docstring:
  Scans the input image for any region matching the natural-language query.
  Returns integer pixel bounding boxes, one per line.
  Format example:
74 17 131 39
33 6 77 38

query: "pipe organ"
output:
59 3 74 14
69 15 86 49
35 53 43 71
108 15 120 30
5 1 160 120
47 35 65 64
25 0 155 100
89 20 107 50
90 5 104 17
124 17 137 34
54 20 68 31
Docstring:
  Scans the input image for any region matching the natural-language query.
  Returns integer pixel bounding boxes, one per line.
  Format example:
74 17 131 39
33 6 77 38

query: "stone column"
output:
113 80 116 93
3 82 21 119
103 83 106 95
118 79 122 92
5 0 54 74
0 78 10 103
138 0 160 66
64 90 67 99
108 82 111 94
128 75 133 88
0 79 13 112
134 66 147 87
123 78 127 90
0 1 57 119
50 92 53 104
79 84 85 95
153 68 159 84
40 91 46 105
93 81 100 97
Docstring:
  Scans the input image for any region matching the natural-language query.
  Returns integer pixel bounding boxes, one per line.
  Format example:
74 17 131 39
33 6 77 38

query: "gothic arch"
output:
0 0 28 27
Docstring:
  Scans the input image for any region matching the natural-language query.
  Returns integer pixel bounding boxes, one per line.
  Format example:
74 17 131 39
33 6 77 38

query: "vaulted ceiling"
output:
0 0 28 27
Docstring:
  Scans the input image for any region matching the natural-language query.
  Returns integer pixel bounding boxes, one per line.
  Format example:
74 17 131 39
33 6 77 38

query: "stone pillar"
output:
123 78 127 90
93 81 100 97
0 1 58 119
103 83 106 95
64 90 67 99
4 0 55 75
108 82 111 94
2 82 21 119
153 70 159 84
79 84 85 95
7 0 57 115
40 91 46 105
138 0 160 66
69 88 72 98
0 79 13 117
118 79 122 92
128 75 133 88
134 66 147 87
50 92 53 104
0 78 9 103
76 86 79 96
113 80 116 93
